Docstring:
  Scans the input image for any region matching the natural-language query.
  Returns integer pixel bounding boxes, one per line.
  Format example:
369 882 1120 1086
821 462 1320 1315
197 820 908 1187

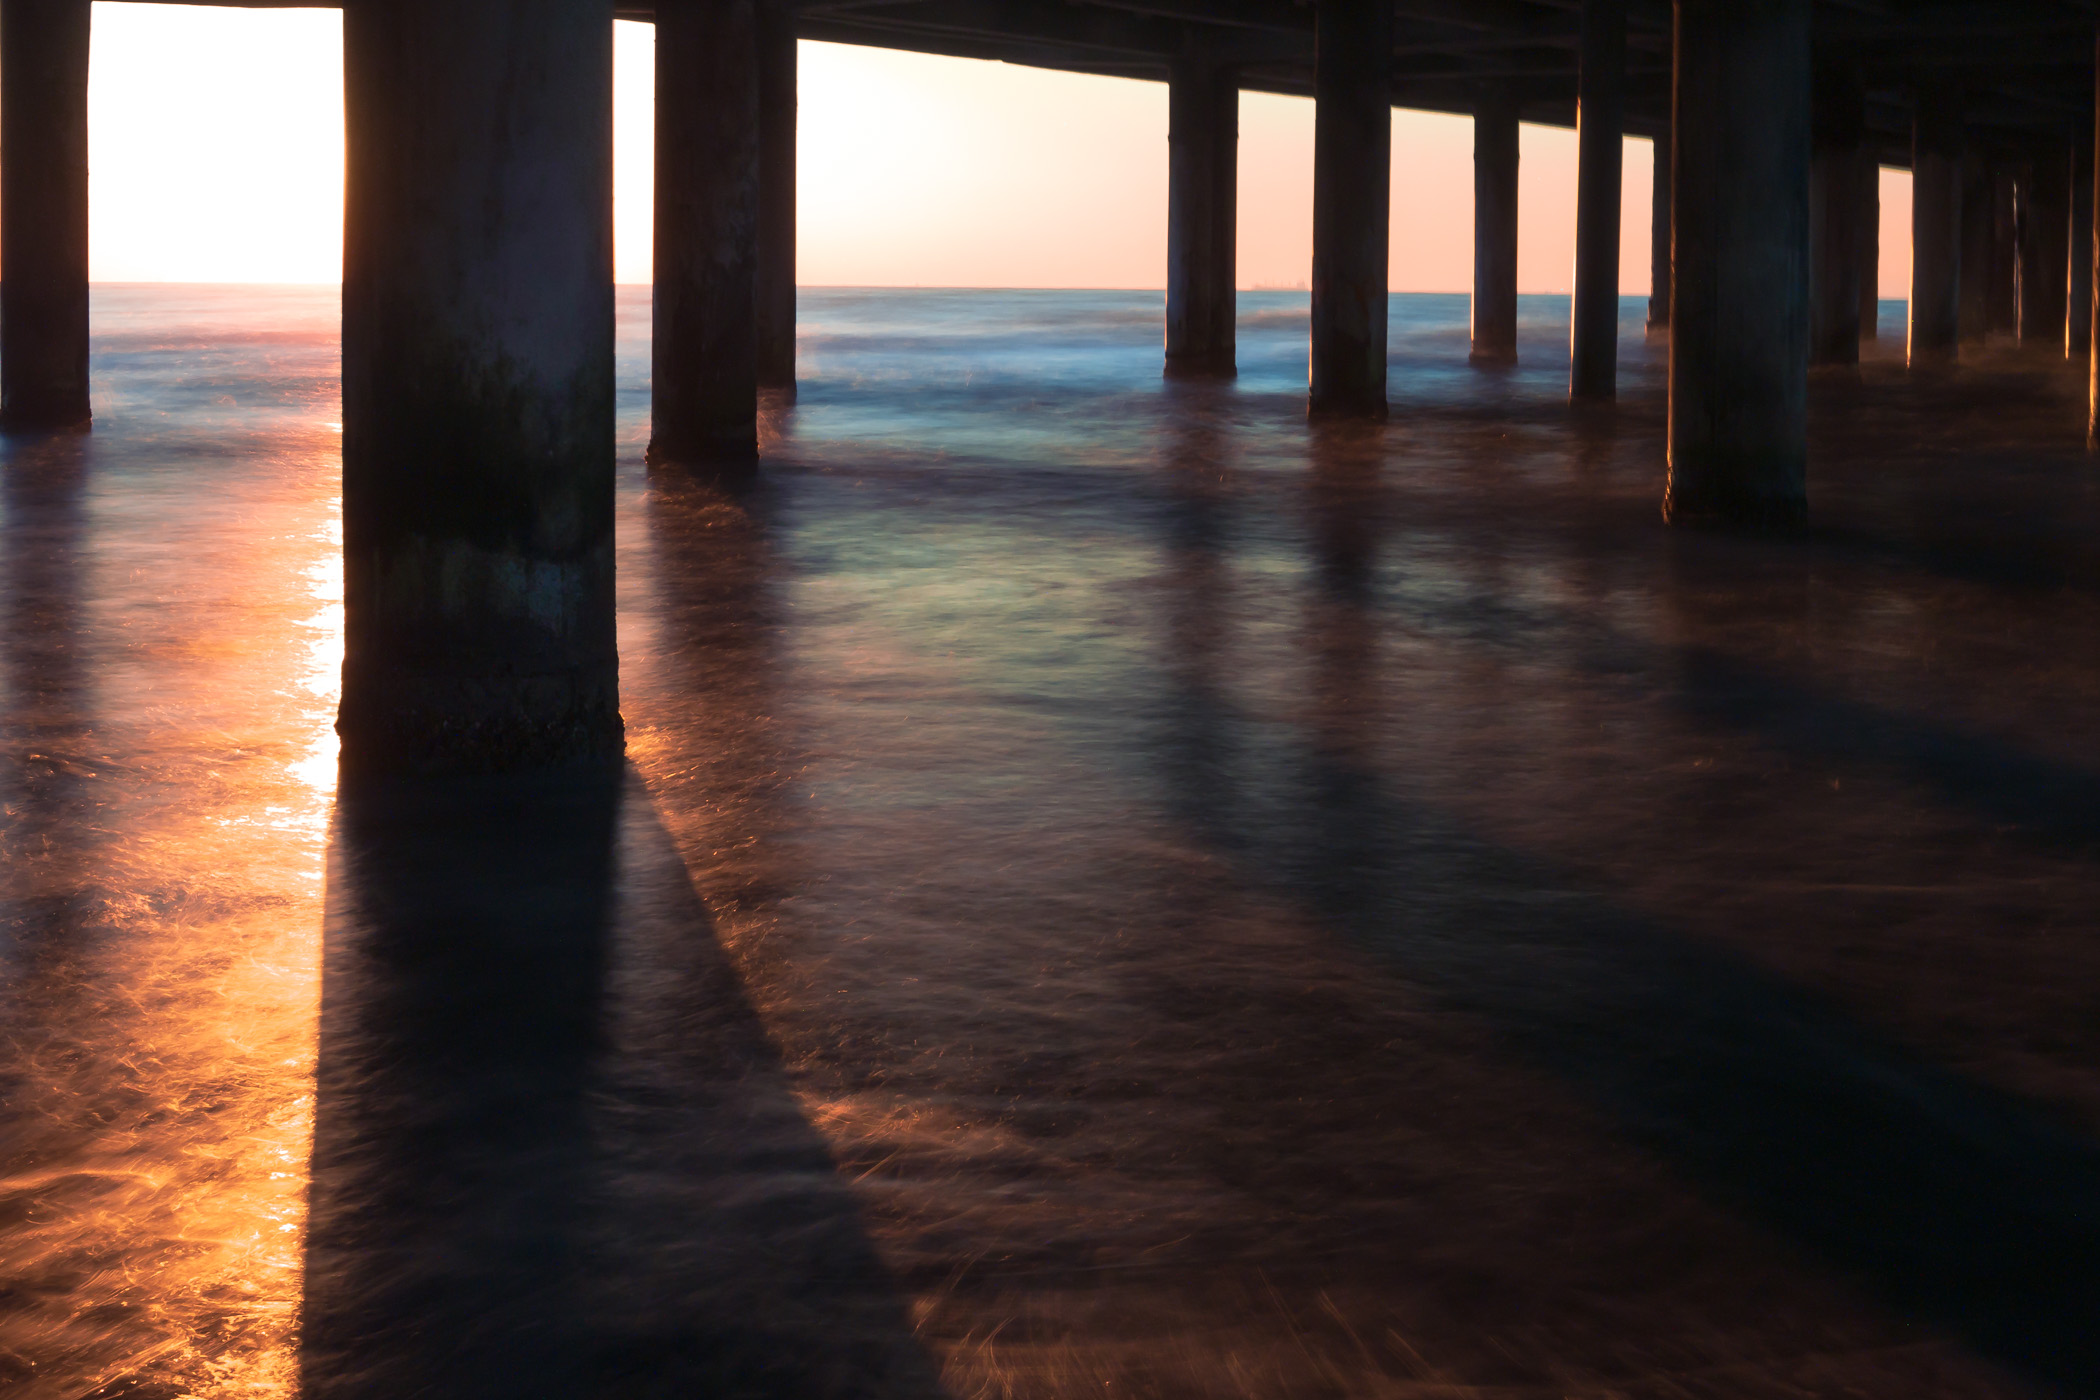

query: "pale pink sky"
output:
86 4 1914 297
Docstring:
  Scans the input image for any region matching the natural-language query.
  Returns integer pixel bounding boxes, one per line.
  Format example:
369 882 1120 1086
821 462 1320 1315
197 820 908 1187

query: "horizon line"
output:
73 281 1786 297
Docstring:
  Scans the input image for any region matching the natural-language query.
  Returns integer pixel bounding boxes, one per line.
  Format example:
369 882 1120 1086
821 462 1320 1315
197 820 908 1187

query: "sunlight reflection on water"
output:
0 286 341 1397
293 515 345 801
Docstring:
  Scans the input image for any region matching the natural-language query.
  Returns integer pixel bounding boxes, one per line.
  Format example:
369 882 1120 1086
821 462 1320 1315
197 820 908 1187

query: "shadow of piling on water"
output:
301 764 942 1400
0 434 135 1397
1269 728 2100 1395
1139 433 2100 1398
0 434 97 942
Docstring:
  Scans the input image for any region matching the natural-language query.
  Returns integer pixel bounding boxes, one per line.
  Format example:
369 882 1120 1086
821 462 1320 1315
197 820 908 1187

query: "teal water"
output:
0 284 2085 1400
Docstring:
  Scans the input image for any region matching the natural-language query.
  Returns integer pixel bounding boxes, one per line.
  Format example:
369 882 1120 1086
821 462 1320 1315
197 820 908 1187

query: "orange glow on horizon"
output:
85 4 1915 299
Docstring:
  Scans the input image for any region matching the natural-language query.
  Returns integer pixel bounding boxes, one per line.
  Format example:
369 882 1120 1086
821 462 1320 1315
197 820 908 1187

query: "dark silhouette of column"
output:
2089 37 2100 448
1908 85 1961 365
755 0 797 391
1648 128 1672 334
1166 41 1238 376
0 0 91 429
2015 154 2033 335
1958 149 1992 347
1471 82 1520 366
1569 0 1625 400
1859 157 1880 339
1665 0 1811 529
1309 0 1392 418
1989 161 2019 338
2070 138 2092 359
339 0 620 775
1809 60 1863 366
653 0 760 467
2018 145 2071 352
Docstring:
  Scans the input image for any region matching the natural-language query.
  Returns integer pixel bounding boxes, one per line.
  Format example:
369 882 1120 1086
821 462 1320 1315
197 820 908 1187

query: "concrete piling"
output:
338 0 620 775
1908 84 1961 365
1989 162 2020 338
1859 157 1880 340
2068 140 2092 358
2019 144 2070 351
652 0 760 467
0 0 92 430
1166 40 1239 376
1809 61 1864 366
756 0 798 392
1569 0 1626 400
1309 0 1392 418
1664 0 1810 529
1648 127 1672 335
1471 82 1520 366
2089 35 2100 448
1958 149 1992 347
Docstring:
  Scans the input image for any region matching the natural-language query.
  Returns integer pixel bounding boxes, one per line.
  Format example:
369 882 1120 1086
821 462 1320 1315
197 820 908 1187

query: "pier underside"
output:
185 0 2094 162
5 293 2098 1397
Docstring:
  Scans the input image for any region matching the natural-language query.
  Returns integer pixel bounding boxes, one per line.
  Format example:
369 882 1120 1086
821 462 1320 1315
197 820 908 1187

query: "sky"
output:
86 3 1914 296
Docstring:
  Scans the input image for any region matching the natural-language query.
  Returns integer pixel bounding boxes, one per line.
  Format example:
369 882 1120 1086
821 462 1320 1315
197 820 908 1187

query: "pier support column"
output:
2089 37 2100 448
1958 149 1992 347
1859 159 1880 339
2019 144 2070 351
1989 161 2019 338
1808 61 1863 366
2069 141 2092 358
1309 0 1392 418
652 0 759 466
1165 42 1238 376
755 0 797 390
1664 0 1810 529
0 0 91 430
1908 85 1961 365
1648 128 1672 334
1570 0 1625 399
339 0 619 775
1470 82 1520 365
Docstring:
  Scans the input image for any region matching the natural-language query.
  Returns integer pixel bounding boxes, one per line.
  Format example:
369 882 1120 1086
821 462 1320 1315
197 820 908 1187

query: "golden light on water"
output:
291 512 345 802
0 394 341 1398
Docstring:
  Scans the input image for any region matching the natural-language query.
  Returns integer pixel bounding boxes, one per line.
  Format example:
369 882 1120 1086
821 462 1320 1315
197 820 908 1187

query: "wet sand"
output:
3 289 2097 1398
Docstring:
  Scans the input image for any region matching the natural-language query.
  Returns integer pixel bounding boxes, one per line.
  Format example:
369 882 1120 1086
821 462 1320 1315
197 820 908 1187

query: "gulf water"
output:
3 284 2092 1400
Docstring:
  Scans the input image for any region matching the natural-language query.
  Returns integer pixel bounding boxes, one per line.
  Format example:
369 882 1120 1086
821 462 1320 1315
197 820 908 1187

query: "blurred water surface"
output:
2 285 2096 1398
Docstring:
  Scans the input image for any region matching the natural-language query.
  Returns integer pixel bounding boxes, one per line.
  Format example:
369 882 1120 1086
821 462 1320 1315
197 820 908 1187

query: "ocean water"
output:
1 284 2093 1399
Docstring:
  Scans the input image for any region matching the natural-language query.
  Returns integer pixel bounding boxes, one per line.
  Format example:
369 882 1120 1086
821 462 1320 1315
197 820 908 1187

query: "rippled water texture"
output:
5 286 2099 1398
